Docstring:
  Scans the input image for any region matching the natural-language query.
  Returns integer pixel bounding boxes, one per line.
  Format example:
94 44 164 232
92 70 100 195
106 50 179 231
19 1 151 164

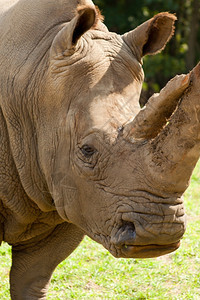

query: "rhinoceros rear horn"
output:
51 5 97 57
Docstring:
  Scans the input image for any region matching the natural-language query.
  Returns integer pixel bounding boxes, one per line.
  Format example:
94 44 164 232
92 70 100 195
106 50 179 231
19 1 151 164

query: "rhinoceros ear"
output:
51 5 96 57
122 13 177 60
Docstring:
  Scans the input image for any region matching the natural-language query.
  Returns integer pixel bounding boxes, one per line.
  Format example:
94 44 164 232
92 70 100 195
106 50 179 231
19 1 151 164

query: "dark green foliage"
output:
94 0 200 103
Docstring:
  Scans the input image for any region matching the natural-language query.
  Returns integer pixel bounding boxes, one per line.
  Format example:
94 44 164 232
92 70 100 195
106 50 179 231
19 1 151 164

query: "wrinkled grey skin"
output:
0 0 199 299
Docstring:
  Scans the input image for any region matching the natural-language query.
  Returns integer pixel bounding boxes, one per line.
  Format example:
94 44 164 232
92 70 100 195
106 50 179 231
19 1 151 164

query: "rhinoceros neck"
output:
0 106 64 245
0 0 97 73
0 0 71 213
0 0 84 72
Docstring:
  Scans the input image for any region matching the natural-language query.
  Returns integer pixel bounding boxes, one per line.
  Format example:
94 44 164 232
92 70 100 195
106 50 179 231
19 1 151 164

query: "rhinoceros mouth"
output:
109 220 182 258
118 241 180 258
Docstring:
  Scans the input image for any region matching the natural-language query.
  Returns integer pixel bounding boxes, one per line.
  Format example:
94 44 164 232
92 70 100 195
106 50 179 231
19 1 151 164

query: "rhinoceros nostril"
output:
114 222 136 248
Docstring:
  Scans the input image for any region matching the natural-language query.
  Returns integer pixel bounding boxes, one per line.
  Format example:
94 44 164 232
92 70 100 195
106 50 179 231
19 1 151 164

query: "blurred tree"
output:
94 0 200 105
186 0 200 71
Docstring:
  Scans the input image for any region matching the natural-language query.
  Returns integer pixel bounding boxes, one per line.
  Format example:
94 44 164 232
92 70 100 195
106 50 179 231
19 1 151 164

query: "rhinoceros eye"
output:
81 144 97 158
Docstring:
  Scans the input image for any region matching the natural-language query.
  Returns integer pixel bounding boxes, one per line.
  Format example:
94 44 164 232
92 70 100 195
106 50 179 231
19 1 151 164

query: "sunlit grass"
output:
0 243 11 299
0 161 199 299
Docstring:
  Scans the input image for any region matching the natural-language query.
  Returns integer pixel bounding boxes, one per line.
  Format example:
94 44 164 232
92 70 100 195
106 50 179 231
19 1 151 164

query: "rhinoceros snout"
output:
111 220 181 258
109 206 185 258
111 222 136 248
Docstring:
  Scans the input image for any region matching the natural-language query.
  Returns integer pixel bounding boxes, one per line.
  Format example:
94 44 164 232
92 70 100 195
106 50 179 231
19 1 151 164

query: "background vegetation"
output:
94 0 200 104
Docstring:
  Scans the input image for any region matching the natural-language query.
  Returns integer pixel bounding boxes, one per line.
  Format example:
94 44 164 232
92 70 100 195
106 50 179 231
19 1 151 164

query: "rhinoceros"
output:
0 0 200 299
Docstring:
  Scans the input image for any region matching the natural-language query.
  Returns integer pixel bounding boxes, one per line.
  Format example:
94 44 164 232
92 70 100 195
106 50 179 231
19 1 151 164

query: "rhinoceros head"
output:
37 5 199 258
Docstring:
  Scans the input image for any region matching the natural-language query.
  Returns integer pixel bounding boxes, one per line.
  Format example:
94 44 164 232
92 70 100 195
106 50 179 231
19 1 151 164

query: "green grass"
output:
0 161 200 299
0 242 11 299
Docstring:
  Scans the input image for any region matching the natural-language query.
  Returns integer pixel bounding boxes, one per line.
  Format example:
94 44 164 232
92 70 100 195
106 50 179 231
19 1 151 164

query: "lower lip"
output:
120 241 180 258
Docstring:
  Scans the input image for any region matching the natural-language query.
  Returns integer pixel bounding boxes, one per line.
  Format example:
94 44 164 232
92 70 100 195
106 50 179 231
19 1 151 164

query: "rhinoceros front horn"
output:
124 63 200 194
123 73 190 140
